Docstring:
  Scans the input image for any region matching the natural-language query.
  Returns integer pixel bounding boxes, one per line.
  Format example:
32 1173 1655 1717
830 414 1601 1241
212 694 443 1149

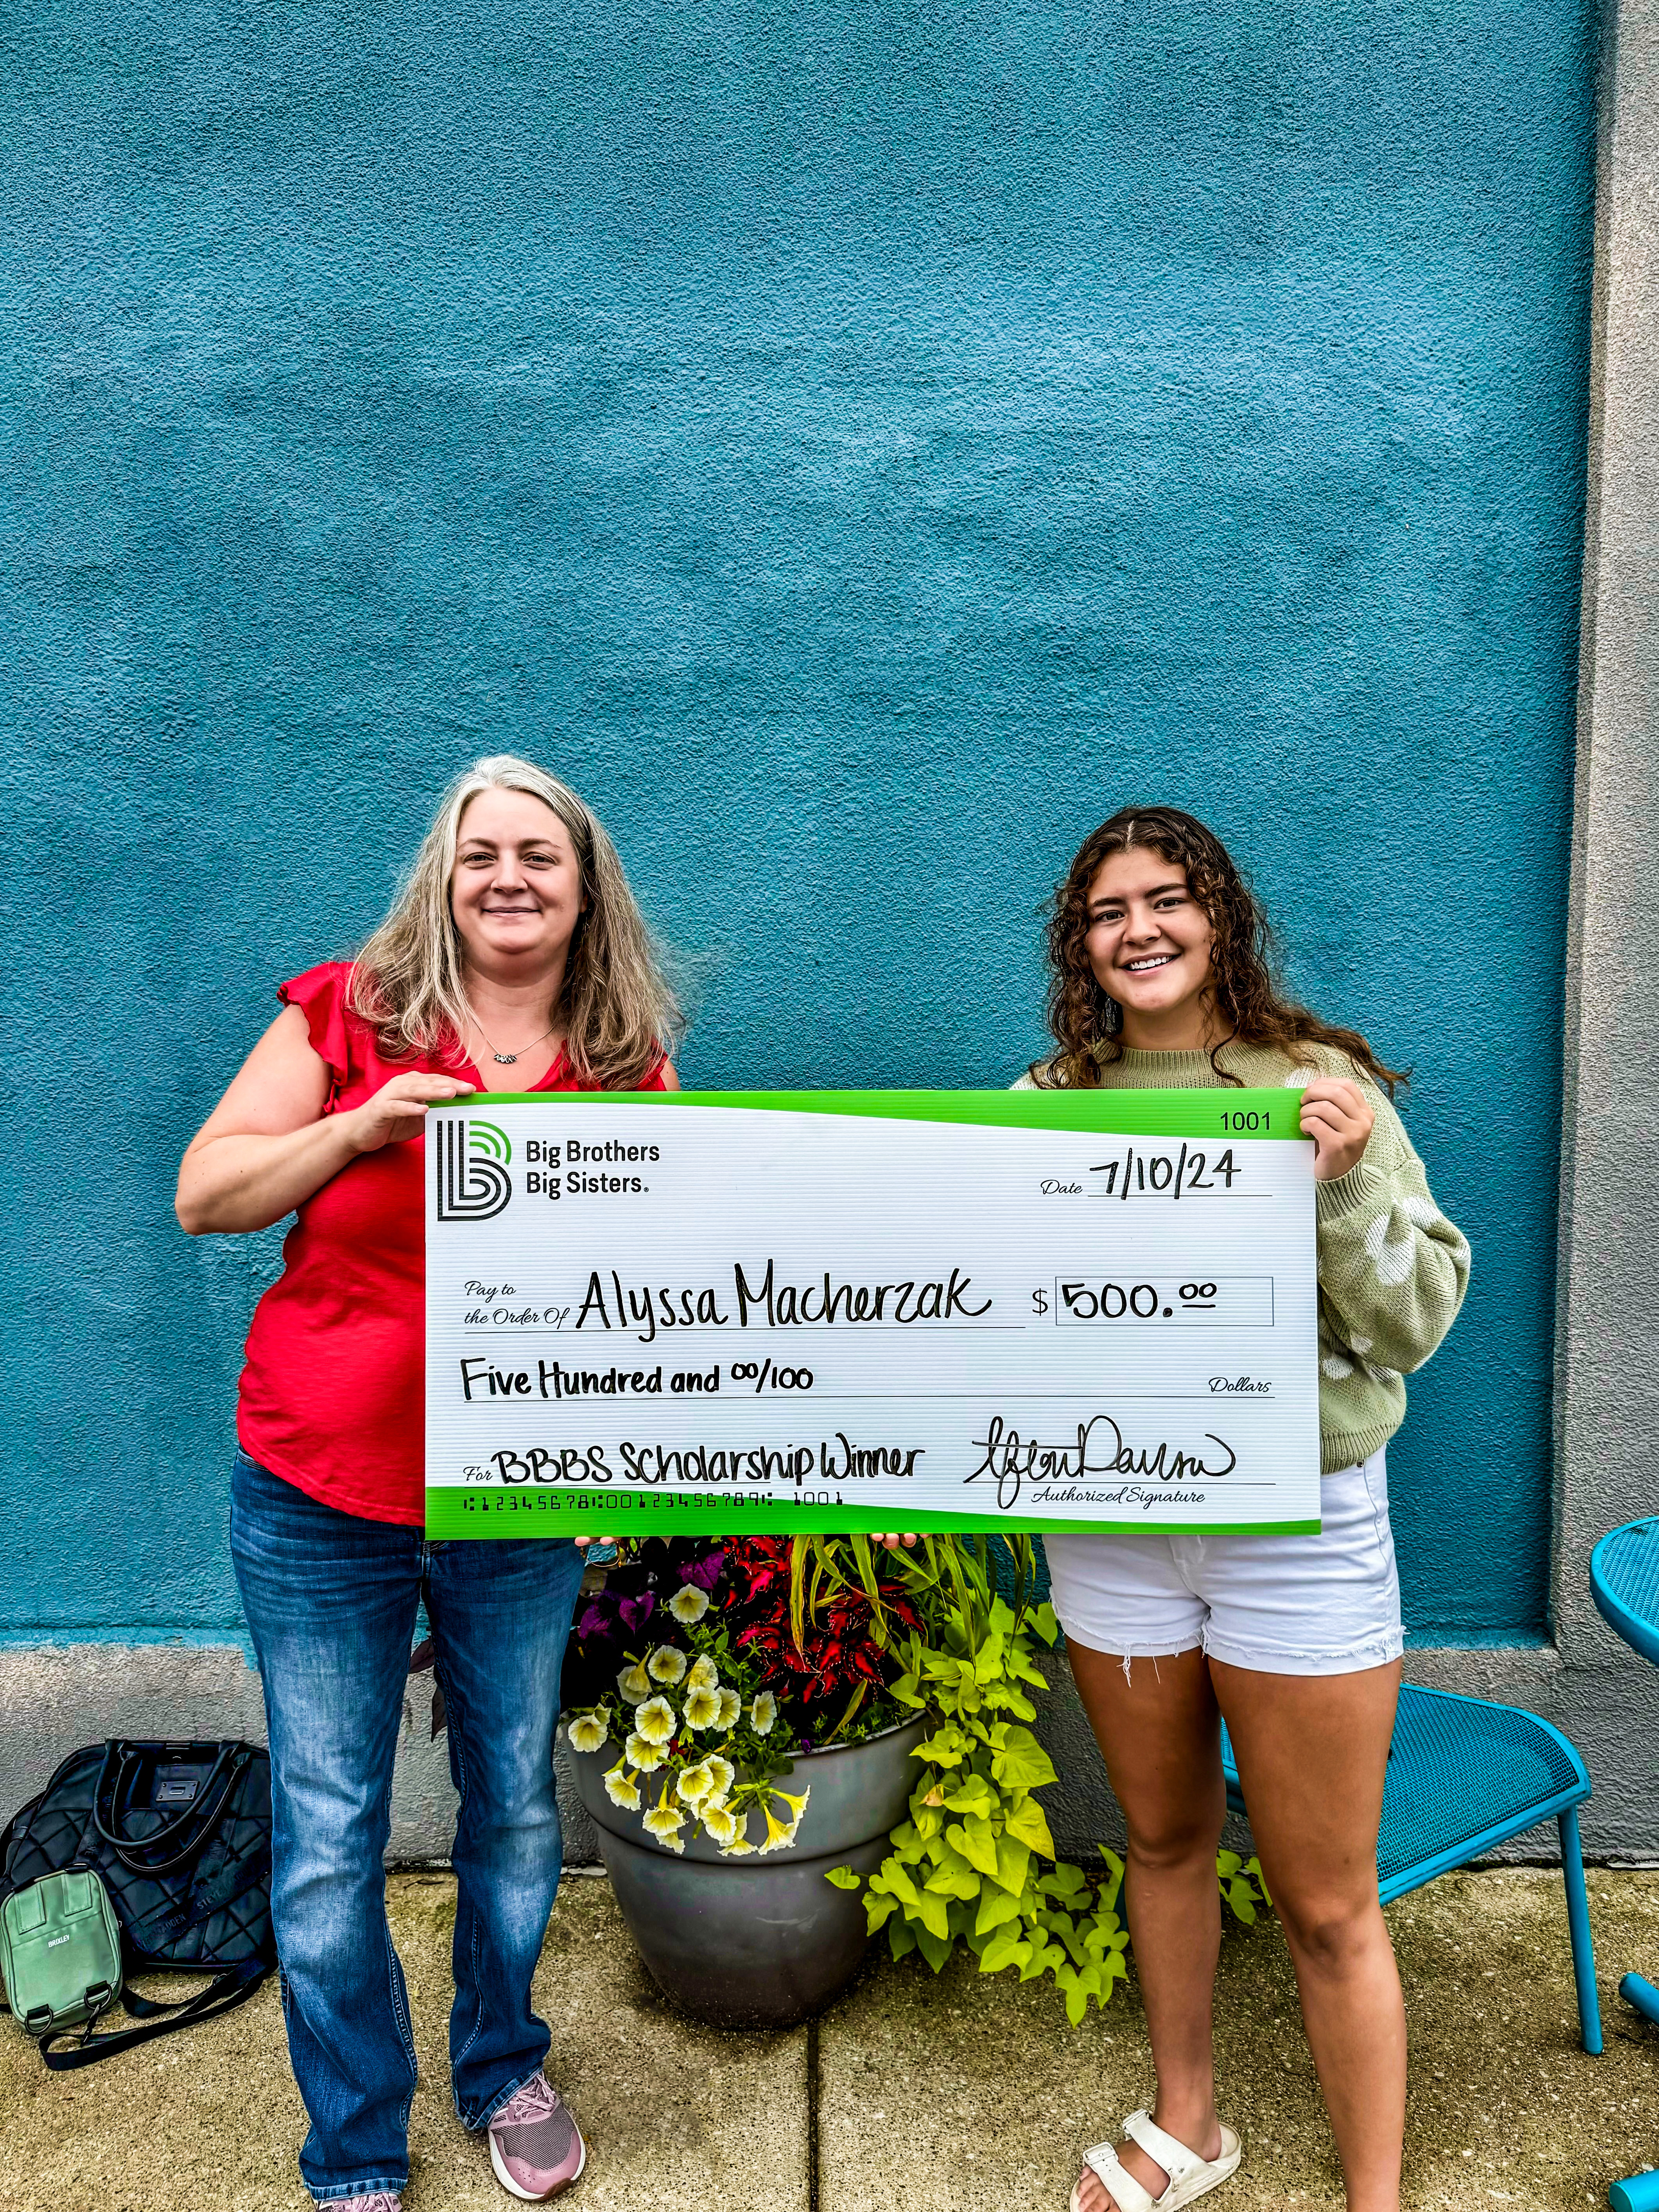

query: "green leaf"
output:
947 1814 1002 1881
974 1885 1023 1936
979 1926 1031 1975
990 1727 1058 1792
924 1848 982 1902
865 1893 899 1932
1003 1796 1056 1859
916 1887 951 1941
1032 1602 1061 1645
914 1923 952 1974
991 1832 1033 1896
1056 1918 1090 1968
824 1866 862 1891
940 1772 994 1814
916 1728 968 1768
882 1862 922 1909
986 1685 1039 1720
889 1672 925 1709
1098 1847 1125 1911
888 1917 917 1961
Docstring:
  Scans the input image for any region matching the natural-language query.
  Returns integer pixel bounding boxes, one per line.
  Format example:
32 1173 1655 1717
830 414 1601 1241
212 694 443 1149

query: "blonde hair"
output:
349 755 680 1088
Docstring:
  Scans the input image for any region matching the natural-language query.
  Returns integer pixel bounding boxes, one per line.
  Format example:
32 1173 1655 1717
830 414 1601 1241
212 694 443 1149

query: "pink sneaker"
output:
487 2074 586 2201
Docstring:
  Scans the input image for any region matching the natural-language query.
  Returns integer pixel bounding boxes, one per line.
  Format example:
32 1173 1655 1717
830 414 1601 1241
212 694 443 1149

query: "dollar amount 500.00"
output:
1034 1276 1274 1327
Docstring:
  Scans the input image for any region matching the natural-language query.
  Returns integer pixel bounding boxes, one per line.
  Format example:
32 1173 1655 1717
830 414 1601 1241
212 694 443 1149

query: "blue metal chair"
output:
1220 1681 1602 2054
1591 1519 1659 2212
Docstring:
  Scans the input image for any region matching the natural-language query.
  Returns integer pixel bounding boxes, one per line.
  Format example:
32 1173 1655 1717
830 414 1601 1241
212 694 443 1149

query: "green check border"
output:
423 1494 1320 1540
436 1085 1307 1139
427 1085 1316 1538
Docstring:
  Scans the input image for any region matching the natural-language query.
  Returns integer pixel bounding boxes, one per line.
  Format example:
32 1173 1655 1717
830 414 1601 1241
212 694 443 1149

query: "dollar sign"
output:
1031 1288 1049 1316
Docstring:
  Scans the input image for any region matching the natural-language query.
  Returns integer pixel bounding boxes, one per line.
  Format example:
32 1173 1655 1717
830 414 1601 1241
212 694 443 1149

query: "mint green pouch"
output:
0 1868 122 2038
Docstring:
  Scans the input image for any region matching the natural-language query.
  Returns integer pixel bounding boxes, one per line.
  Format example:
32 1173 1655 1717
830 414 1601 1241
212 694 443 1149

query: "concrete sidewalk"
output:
2 1869 1656 2212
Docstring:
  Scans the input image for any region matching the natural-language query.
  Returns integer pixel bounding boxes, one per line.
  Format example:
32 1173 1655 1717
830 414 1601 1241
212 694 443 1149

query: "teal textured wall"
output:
2 0 1593 1640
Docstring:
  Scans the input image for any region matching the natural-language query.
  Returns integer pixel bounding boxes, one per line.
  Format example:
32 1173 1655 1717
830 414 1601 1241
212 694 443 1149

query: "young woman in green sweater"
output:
1018 806 1469 2212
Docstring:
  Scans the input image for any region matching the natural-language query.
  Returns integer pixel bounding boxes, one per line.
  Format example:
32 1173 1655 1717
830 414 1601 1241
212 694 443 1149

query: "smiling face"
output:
1083 845 1218 1048
449 786 586 978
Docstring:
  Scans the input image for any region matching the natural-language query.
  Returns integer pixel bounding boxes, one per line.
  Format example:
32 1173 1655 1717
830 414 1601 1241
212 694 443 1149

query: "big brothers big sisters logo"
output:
434 1119 513 1221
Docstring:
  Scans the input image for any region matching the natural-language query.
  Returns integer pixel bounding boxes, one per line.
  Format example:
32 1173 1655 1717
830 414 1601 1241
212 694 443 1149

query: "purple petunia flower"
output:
576 1603 611 1641
618 1592 656 1634
680 1550 725 1593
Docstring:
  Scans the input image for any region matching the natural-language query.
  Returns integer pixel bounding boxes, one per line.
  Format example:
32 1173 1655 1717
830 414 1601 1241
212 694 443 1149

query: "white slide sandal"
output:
1069 2109 1242 2212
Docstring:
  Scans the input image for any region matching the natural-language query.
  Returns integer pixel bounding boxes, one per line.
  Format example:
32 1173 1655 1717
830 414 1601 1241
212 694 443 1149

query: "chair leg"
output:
1559 1807 1603 2055
1609 2172 1659 2212
1620 1973 1659 2026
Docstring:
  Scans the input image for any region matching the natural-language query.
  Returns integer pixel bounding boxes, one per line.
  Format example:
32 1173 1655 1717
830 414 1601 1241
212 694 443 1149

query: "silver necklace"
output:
467 1008 558 1067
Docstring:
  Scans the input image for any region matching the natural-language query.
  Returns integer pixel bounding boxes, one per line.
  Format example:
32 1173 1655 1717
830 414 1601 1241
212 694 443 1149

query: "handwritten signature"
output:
964 1412 1238 1511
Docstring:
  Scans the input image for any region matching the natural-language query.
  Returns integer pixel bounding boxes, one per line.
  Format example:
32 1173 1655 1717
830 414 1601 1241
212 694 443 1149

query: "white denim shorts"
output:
1044 1448 1403 1677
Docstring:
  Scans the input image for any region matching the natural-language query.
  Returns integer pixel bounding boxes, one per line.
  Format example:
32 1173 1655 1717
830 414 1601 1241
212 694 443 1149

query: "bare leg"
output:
1212 1659 1404 2212
1066 1642 1228 2212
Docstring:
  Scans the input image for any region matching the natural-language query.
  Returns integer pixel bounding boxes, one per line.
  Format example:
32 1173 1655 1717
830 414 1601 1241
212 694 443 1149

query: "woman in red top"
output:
177 755 677 2211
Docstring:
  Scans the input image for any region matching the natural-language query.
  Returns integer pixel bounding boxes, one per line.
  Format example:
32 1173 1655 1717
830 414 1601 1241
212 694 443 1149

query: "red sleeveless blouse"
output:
236 962 668 1525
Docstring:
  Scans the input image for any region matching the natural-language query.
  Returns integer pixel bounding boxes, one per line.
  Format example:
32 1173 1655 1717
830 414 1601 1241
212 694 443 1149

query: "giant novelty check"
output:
424 1090 1320 1539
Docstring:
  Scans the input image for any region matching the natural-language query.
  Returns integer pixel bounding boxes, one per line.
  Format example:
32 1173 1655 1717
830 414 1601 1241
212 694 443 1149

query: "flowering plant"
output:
560 1535 929 1856
563 1604 809 1855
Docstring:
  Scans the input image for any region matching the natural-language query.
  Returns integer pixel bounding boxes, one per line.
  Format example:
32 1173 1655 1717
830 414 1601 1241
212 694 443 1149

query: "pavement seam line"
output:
807 2013 821 2212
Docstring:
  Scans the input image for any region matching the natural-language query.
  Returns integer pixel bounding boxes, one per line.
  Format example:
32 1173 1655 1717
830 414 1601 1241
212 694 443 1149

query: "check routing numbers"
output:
423 1093 1321 1535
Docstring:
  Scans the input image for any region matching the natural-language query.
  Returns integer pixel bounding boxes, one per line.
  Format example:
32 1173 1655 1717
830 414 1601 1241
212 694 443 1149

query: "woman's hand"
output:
346 1071 476 1152
867 1534 920 1550
1299 1078 1374 1182
178 1008 477 1236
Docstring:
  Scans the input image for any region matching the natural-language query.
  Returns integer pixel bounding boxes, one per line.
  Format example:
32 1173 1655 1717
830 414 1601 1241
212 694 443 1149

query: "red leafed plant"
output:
722 1537 925 1735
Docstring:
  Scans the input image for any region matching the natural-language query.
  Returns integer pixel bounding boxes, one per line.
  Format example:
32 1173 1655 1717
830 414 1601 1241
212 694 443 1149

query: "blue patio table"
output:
1590 1517 1659 2212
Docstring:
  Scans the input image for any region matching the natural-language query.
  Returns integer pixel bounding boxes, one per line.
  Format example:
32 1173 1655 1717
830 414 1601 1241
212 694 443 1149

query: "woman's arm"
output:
175 1005 474 1235
1309 1081 1471 1375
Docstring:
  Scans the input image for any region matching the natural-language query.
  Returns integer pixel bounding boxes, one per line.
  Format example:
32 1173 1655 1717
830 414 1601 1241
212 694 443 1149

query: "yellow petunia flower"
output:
683 1685 722 1731
700 1804 740 1847
602 1763 641 1811
633 1695 676 1746
566 1709 610 1755
705 1755 736 1804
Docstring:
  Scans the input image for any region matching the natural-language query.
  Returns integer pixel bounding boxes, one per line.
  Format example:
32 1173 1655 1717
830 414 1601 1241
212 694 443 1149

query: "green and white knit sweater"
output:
1013 1040 1471 1475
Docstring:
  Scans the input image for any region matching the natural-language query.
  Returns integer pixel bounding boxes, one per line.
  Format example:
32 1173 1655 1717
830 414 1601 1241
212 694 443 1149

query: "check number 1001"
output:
1042 1276 1273 1327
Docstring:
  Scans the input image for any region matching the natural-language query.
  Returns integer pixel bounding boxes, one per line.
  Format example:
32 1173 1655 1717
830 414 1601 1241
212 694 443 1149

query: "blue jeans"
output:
230 1452 585 2204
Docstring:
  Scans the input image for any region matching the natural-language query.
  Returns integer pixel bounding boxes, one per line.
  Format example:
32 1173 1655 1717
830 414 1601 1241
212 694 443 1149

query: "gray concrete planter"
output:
569 1715 927 2029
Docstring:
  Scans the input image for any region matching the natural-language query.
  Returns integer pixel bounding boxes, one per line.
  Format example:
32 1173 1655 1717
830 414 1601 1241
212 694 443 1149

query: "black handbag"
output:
0 1739 276 2068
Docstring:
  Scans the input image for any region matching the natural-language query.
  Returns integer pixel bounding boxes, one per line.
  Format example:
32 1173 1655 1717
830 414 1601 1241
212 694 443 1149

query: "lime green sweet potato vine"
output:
826 1588 1130 2023
823 1564 1269 2026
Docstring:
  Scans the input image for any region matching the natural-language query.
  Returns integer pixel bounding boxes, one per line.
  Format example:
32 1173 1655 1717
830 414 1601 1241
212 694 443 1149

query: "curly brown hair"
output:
1032 805 1406 1094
